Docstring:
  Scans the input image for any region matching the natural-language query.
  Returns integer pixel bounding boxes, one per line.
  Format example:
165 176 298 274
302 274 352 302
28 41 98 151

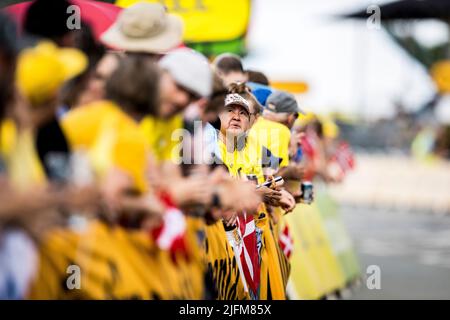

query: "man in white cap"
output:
158 47 213 120
139 47 214 207
101 2 183 55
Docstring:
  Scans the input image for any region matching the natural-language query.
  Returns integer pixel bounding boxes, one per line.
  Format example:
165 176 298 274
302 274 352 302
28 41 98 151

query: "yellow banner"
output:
116 0 251 43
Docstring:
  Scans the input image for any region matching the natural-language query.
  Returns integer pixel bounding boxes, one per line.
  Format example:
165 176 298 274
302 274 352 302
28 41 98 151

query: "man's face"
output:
219 104 251 136
159 71 194 119
286 112 298 129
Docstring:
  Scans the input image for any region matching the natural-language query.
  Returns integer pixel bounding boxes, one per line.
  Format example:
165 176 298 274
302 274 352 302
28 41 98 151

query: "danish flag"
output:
333 141 355 172
279 225 294 259
151 192 189 262
226 212 260 296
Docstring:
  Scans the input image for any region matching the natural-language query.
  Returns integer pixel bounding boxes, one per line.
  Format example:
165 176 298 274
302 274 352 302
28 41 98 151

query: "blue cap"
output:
247 81 273 107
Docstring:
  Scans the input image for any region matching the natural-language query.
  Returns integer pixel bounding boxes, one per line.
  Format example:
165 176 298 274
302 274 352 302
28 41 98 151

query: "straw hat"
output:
100 2 183 54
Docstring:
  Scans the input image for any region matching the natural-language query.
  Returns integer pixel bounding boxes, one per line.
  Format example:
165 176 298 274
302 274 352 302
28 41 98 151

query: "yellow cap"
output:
16 41 88 106
431 60 450 94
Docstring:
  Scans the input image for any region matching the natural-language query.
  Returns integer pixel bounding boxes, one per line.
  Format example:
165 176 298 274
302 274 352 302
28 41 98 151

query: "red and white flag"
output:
151 193 189 262
334 141 355 172
279 225 294 259
226 212 260 295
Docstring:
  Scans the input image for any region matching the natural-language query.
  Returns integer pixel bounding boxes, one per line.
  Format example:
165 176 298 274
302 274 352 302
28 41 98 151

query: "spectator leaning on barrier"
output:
213 53 248 86
254 91 308 200
209 83 292 299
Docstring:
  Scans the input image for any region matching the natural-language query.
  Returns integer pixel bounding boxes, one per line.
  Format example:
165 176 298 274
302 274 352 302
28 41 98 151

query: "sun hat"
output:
100 2 183 54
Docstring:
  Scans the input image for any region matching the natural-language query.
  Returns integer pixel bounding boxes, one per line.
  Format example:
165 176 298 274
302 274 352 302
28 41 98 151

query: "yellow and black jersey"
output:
27 220 206 299
204 220 250 300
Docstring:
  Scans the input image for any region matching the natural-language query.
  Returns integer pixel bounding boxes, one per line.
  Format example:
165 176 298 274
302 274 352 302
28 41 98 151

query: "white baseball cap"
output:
159 48 213 98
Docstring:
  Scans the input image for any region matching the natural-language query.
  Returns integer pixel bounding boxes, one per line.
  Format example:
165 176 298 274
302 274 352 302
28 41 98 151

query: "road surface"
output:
341 206 450 299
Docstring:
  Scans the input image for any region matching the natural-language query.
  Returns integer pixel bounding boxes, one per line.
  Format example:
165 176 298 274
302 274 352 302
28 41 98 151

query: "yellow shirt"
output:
248 117 291 169
61 100 149 192
217 137 264 184
139 115 183 164
0 119 46 189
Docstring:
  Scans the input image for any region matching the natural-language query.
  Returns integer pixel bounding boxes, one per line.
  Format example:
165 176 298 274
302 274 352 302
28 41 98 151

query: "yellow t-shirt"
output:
139 114 184 164
61 100 149 192
248 117 291 170
217 138 264 184
0 119 46 190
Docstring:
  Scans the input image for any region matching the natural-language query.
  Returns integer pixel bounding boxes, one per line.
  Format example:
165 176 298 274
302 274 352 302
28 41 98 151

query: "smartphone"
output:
300 181 314 204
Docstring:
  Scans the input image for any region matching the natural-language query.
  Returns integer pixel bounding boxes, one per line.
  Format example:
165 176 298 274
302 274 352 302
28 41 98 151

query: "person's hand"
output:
289 132 305 158
169 175 213 207
218 180 261 213
25 207 65 240
101 167 134 213
131 193 165 231
146 153 164 191
222 211 238 228
278 189 296 213
256 185 282 207
57 184 100 215
289 163 306 181
0 184 59 219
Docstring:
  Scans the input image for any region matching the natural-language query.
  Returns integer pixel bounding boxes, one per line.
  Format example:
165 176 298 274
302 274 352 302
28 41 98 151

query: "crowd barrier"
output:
283 184 361 299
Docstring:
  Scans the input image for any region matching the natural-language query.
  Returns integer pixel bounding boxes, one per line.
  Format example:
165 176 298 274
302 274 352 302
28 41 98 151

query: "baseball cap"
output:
265 90 304 114
224 93 251 113
16 41 88 106
159 48 212 98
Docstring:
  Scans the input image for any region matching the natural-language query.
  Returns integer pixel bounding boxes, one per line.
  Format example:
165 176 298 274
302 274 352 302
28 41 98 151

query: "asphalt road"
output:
341 206 450 299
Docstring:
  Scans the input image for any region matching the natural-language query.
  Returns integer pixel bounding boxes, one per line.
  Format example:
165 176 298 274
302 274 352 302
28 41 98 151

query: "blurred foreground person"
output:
0 12 37 300
251 90 307 200
28 55 185 299
0 16 95 298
